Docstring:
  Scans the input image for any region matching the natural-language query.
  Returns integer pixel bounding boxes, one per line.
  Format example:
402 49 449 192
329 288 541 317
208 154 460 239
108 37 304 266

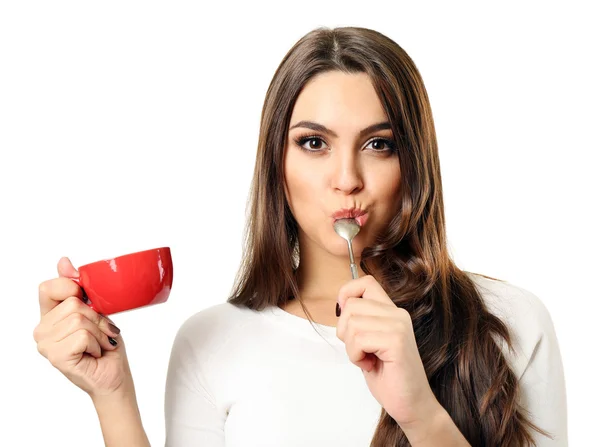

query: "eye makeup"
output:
292 133 397 154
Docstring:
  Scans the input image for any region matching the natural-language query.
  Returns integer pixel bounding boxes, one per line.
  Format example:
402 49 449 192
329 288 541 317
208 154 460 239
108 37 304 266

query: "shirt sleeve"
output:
164 314 226 447
517 296 568 446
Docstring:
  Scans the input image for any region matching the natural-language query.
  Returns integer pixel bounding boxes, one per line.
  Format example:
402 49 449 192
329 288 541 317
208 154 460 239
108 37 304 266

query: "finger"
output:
345 331 385 372
336 297 392 341
35 301 120 344
39 325 104 365
42 296 120 337
337 275 393 312
339 296 390 319
54 329 103 364
38 277 83 317
52 312 118 353
57 257 79 279
337 313 397 342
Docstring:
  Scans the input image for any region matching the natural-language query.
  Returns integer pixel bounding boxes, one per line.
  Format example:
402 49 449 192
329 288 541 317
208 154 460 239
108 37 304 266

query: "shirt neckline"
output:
262 304 343 345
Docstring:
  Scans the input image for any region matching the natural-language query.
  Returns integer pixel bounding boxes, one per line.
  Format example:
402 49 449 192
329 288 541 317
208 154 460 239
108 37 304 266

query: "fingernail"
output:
108 322 121 335
335 302 341 317
108 336 118 347
101 315 120 335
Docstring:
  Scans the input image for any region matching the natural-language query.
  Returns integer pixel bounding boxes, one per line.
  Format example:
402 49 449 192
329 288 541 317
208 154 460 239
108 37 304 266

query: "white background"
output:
1 1 597 445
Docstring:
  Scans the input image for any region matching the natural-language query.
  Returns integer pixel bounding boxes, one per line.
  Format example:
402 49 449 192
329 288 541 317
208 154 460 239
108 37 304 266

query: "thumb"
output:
57 257 79 279
357 354 377 373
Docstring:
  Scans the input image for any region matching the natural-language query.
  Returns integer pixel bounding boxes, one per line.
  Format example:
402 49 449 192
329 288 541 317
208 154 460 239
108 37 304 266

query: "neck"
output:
295 234 366 303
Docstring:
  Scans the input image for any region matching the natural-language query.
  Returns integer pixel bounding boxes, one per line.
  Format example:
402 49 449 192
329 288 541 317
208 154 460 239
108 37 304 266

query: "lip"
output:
331 208 369 227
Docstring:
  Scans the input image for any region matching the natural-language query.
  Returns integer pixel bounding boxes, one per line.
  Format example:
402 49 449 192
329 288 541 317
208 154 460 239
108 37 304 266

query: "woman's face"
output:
284 70 402 260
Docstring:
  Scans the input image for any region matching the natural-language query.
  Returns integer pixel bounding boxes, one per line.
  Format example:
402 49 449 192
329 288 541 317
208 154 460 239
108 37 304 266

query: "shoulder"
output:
170 302 262 359
467 272 552 324
174 301 260 340
467 273 568 440
466 272 559 378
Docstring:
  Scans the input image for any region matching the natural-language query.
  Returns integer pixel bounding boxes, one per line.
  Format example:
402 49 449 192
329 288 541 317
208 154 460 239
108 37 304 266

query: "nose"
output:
329 150 364 195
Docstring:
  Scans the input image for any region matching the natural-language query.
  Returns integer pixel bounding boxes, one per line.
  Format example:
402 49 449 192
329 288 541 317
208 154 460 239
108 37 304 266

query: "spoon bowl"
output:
333 218 360 242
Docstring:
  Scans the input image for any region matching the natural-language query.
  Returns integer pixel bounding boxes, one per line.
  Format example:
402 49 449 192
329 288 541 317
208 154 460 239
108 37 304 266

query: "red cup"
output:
72 247 173 315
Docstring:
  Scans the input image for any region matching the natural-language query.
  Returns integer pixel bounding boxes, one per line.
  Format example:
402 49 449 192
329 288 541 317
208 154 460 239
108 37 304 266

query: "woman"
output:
34 27 567 446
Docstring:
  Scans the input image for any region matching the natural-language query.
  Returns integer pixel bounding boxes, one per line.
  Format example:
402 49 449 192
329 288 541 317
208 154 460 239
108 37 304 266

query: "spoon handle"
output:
345 239 359 279
350 263 358 280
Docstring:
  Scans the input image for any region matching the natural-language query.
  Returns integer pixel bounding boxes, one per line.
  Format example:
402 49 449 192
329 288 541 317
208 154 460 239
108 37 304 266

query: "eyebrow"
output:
289 120 392 139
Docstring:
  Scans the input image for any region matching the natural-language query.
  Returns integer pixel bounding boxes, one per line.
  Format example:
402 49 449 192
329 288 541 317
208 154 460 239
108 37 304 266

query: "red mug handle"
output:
71 277 96 311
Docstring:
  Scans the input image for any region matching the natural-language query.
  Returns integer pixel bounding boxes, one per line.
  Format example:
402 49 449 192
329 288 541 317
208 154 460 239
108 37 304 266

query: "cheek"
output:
371 160 401 224
284 155 310 220
284 151 322 211
369 161 402 211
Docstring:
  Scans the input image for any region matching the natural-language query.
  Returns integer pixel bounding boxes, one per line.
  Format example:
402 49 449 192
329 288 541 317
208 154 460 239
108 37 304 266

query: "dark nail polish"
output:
108 323 121 335
108 336 118 347
335 302 341 317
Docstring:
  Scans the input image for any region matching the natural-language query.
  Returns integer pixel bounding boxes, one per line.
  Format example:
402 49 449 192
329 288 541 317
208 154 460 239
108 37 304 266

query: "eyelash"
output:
293 133 397 154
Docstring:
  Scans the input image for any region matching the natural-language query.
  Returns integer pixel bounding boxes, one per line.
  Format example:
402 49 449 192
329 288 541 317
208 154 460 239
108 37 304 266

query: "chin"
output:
324 232 365 259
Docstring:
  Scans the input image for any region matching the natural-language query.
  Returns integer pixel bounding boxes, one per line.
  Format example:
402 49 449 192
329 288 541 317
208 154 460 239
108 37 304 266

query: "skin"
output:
33 70 468 447
283 71 470 445
35 258 150 447
283 70 402 326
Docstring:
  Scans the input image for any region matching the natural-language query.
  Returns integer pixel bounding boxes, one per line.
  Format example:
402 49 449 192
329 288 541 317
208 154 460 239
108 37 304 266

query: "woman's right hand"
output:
34 257 133 399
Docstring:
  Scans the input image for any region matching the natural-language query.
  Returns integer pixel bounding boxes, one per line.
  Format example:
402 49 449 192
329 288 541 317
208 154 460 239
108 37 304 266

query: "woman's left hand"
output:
336 274 441 429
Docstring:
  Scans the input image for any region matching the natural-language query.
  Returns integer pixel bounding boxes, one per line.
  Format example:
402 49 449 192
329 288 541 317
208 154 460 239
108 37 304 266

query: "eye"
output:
365 138 395 152
294 136 329 152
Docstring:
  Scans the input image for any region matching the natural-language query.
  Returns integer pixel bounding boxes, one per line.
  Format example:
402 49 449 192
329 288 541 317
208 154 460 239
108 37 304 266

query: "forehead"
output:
290 71 388 130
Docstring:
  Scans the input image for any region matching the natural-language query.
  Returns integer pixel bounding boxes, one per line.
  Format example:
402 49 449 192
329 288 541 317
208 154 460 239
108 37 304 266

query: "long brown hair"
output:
228 26 551 446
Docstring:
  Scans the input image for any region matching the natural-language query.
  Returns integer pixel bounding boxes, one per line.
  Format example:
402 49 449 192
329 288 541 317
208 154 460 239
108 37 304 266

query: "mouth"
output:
331 208 369 227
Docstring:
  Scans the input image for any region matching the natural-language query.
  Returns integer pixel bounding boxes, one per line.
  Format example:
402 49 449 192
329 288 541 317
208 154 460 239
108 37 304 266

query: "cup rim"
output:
78 246 171 269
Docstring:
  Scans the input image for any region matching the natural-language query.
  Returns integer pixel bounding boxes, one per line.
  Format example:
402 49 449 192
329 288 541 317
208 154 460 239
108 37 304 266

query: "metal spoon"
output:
333 218 361 279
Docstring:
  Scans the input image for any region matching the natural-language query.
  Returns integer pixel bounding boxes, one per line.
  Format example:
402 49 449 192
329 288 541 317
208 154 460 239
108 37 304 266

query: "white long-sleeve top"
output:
164 273 568 446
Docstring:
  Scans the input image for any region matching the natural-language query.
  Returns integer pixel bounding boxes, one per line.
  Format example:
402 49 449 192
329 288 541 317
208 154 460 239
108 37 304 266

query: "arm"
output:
400 402 470 447
164 314 227 447
402 293 569 447
92 312 228 447
92 384 151 447
517 298 568 446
